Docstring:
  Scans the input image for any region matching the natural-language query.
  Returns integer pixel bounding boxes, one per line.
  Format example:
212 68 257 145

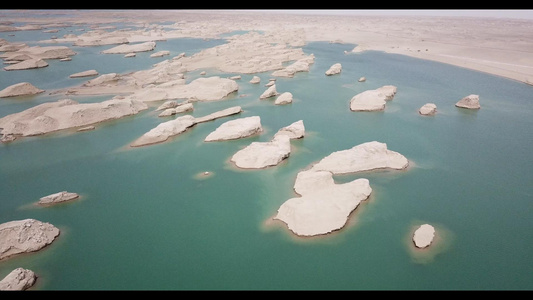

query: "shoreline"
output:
2 10 532 85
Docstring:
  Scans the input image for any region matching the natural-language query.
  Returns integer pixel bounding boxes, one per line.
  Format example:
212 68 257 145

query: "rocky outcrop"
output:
259 84 278 99
74 36 129 47
150 50 170 58
311 141 409 174
275 172 372 236
3 58 48 71
101 41 156 54
83 73 121 87
156 100 182 111
0 42 27 52
419 103 437 115
0 98 148 139
38 191 79 205
455 94 480 109
230 120 305 169
130 115 196 147
204 116 262 142
231 134 291 169
274 141 408 237
183 76 239 101
274 92 293 105
194 106 243 124
69 69 98 78
0 82 44 98
271 54 315 78
130 106 243 147
413 224 435 248
0 219 60 261
178 30 308 74
123 76 238 103
274 120 305 139
158 103 193 117
249 76 260 84
12 45 76 60
325 63 342 76
349 85 397 111
0 268 37 291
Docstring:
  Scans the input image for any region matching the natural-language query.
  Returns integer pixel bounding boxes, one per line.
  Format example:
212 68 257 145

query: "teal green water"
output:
1 27 533 290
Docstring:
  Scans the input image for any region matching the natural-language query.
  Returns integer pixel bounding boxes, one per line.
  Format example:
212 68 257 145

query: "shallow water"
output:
1 23 533 290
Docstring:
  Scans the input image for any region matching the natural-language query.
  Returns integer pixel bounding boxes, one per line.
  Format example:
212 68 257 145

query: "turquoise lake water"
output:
1 22 533 290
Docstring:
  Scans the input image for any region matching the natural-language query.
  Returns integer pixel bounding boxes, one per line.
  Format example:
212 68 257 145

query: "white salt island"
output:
204 116 262 142
0 82 44 98
350 85 397 112
274 141 409 236
0 268 36 291
456 94 481 109
0 219 60 261
230 120 305 169
0 98 148 141
413 224 436 248
38 191 79 205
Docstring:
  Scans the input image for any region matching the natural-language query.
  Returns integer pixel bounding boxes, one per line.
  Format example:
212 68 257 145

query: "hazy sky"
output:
248 9 533 20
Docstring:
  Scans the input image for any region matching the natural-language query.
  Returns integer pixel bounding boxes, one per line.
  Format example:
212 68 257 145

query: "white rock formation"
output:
158 103 193 117
74 36 129 47
419 103 437 115
455 94 480 109
13 45 76 60
0 98 148 139
311 141 409 174
193 106 242 123
231 134 291 169
101 41 156 54
69 69 98 78
275 172 372 236
204 116 262 142
131 106 243 147
274 141 408 236
3 58 48 70
274 92 293 105
131 115 195 147
83 73 121 87
0 82 44 98
184 76 239 101
0 42 27 52
413 224 435 248
0 219 60 261
231 120 305 169
349 85 397 111
325 63 342 76
0 268 36 291
126 77 236 103
259 84 278 99
38 191 79 205
274 120 305 139
155 100 181 111
265 80 275 87
271 54 315 78
177 30 307 74
249 76 261 84
150 50 170 58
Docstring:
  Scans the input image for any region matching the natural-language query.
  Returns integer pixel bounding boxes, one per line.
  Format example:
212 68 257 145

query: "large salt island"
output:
0 219 60 261
274 141 409 236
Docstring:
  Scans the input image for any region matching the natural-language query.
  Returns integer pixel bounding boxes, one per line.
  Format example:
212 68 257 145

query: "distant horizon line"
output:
224 9 533 20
